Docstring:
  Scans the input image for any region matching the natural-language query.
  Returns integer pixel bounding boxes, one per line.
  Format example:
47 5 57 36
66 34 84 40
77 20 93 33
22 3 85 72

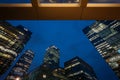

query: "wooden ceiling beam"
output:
0 1 119 20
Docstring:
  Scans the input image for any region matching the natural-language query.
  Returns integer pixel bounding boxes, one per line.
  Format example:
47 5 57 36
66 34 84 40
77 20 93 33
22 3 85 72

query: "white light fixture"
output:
43 74 46 78
16 77 20 80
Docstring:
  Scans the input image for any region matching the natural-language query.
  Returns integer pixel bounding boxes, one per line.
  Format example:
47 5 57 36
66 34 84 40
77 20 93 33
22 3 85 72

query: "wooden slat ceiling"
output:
0 0 120 20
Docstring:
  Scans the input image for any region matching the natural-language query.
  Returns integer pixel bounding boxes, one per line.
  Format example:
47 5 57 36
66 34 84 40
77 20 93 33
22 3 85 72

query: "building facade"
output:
0 21 32 75
43 45 60 69
64 56 97 80
24 45 64 80
7 50 34 80
25 63 62 80
83 20 120 78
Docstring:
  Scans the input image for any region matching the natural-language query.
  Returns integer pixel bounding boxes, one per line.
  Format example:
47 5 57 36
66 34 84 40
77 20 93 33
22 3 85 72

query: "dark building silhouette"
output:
64 56 97 80
83 20 120 78
0 21 32 76
7 50 34 80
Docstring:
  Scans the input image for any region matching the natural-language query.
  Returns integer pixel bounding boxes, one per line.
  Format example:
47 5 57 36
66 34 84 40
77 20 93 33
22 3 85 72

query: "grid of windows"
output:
7 50 34 80
83 20 120 79
64 57 97 80
44 45 60 68
0 21 32 76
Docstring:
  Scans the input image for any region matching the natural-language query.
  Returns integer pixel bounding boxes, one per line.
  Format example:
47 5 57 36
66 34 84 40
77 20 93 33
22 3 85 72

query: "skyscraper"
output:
24 45 61 80
0 21 32 75
64 56 97 80
83 20 120 78
7 50 34 80
43 45 60 69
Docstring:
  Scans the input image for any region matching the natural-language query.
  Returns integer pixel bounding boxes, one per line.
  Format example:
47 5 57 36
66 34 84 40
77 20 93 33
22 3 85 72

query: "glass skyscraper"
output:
0 21 32 75
24 45 61 80
7 50 34 80
23 46 97 80
83 20 120 79
43 45 60 68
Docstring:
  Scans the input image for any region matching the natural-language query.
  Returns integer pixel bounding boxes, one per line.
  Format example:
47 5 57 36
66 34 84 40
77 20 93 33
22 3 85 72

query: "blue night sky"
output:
6 20 119 80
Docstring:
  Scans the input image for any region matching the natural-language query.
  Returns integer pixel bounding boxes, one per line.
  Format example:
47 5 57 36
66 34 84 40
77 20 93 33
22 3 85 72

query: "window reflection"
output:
40 0 80 3
0 0 30 3
0 0 119 4
88 0 120 3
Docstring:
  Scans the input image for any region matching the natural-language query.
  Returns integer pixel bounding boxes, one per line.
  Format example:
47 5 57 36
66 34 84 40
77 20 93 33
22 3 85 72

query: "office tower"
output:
83 20 120 78
0 21 32 75
25 65 67 80
43 45 60 69
64 56 97 80
26 63 62 80
7 50 34 80
24 45 61 80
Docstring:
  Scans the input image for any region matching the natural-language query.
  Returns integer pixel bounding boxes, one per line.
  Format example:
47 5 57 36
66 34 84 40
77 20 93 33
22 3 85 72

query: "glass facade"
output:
52 67 66 79
106 54 120 78
0 21 32 76
24 46 63 80
64 56 97 80
25 64 66 80
83 20 120 79
44 45 60 69
7 50 34 80
23 47 97 80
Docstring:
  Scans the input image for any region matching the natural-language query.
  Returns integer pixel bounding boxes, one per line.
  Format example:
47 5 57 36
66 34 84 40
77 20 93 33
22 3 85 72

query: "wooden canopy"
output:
0 0 120 20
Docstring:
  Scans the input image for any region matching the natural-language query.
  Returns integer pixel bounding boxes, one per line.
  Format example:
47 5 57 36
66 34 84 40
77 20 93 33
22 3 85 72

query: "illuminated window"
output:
92 23 107 33
43 74 46 78
65 65 72 70
68 73 74 77
109 62 119 69
89 35 99 41
71 62 80 67
0 61 3 64
118 50 120 53
18 63 24 66
0 34 14 44
0 46 17 56
109 55 120 62
0 52 11 58
18 31 24 35
16 77 21 80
